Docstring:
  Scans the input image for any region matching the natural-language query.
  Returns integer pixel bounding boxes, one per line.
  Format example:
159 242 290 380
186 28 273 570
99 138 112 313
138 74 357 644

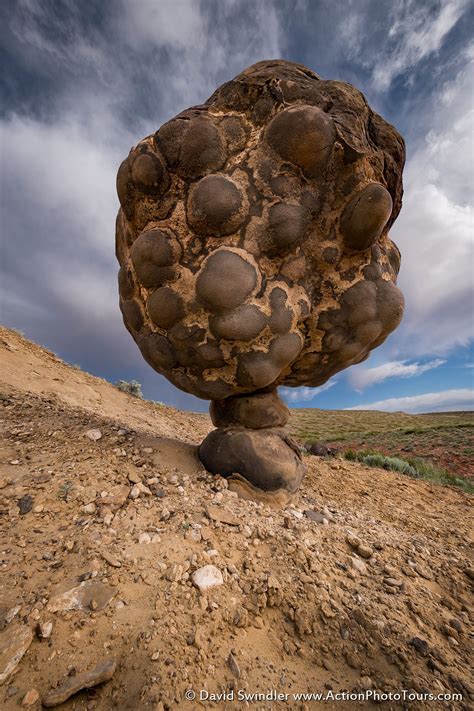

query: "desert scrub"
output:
345 450 418 476
344 450 473 493
115 379 143 398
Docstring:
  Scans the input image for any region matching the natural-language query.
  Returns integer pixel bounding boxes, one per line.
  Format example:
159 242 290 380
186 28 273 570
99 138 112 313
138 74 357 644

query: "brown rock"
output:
22 688 40 706
47 581 116 613
0 624 33 685
42 657 116 707
205 505 241 526
116 59 405 500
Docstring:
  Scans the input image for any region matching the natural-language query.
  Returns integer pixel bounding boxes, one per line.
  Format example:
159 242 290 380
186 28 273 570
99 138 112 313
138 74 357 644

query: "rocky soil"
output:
0 327 472 710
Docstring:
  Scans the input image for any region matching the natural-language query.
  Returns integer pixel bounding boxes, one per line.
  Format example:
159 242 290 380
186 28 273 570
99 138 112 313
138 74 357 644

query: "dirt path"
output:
0 328 472 710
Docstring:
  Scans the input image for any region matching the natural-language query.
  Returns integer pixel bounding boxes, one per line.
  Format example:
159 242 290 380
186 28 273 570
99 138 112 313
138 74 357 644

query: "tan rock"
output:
0 624 33 685
42 657 116 707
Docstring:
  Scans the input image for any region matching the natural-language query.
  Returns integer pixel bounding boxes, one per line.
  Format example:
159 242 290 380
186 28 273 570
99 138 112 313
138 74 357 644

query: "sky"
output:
1 0 473 414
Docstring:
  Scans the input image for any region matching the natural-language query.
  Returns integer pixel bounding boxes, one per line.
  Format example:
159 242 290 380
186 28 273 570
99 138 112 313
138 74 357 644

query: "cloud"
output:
0 0 284 410
349 358 446 390
390 52 474 357
371 0 468 90
344 388 474 413
280 381 336 404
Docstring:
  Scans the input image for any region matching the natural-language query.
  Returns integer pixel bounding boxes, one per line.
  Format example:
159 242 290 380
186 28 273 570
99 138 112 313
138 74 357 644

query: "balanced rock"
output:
116 59 405 502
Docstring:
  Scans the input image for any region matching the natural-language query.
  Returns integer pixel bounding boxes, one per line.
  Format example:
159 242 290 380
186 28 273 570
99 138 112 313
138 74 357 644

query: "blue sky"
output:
1 0 473 413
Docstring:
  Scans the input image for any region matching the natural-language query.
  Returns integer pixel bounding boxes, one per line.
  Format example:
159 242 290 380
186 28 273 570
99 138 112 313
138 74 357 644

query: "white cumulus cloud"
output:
280 381 336 404
349 358 446 390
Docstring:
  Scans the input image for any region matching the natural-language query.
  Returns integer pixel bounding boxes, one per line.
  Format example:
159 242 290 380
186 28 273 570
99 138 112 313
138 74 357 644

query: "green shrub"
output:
344 450 473 493
115 379 143 398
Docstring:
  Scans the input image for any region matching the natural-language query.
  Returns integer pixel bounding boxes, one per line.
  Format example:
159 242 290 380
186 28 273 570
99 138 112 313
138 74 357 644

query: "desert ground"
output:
0 326 472 710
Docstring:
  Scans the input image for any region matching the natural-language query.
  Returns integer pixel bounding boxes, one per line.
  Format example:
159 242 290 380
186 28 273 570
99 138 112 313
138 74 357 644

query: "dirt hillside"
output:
0 326 472 710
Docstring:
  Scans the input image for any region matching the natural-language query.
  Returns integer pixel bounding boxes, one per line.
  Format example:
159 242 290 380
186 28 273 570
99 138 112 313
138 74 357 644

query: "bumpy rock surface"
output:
116 59 405 401
116 60 405 498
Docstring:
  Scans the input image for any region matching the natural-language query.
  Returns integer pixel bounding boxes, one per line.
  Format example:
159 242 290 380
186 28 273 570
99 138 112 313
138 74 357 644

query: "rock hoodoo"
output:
116 59 405 503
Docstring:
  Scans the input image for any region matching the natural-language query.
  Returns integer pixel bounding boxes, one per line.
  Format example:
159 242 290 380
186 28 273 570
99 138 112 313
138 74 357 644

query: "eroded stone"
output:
116 59 405 501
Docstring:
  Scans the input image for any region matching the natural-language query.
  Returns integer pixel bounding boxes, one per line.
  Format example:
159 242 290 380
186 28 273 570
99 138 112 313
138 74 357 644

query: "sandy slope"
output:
0 327 472 710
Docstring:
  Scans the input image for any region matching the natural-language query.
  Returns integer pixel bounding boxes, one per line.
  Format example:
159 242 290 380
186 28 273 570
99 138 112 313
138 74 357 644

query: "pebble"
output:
304 510 328 524
5 605 21 624
192 565 224 592
129 485 140 499
205 505 241 526
101 551 122 568
22 689 40 706
409 637 429 656
449 618 462 633
350 557 367 574
36 621 53 640
345 533 361 549
227 652 241 678
127 471 141 484
42 657 116 707
288 509 304 519
357 544 373 559
85 428 102 441
83 503 96 515
138 532 151 544
415 564 433 580
18 495 33 515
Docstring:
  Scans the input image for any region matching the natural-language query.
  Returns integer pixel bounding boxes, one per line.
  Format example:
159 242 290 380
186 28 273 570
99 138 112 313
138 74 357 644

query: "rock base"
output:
199 389 306 505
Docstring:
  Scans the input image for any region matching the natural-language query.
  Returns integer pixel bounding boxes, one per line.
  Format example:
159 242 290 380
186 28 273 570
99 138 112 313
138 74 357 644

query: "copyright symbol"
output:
185 689 196 701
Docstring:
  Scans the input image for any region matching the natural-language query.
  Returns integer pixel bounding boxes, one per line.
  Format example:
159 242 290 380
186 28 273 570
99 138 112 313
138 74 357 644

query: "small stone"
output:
138 532 151 544
227 652 241 678
384 577 403 588
18 495 33 516
200 526 213 541
409 637 429 656
22 688 40 706
288 509 303 519
33 505 44 514
82 503 96 515
127 471 141 484
345 533 360 549
86 428 102 441
36 621 53 640
415 564 433 580
151 652 160 661
47 581 115 613
192 565 224 592
42 658 116 707
9 460 20 465
449 618 462 633
5 606 21 624
99 485 130 510
101 551 122 568
303 510 328 524
350 557 367 574
357 544 373 559
205 505 241 526
129 484 140 499
0 624 34 684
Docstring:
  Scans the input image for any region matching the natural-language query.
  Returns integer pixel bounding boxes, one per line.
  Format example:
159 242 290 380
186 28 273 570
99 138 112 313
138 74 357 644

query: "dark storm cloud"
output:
0 0 472 411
